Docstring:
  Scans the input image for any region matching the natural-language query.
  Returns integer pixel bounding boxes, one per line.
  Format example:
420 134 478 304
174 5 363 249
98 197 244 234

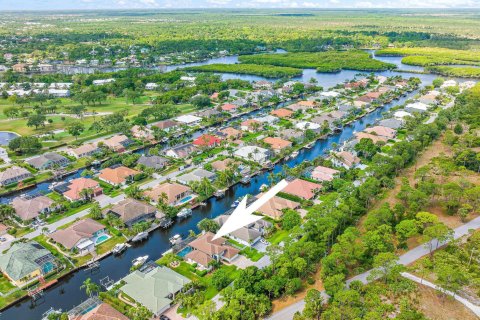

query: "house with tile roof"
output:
214 215 272 246
103 134 131 152
68 143 100 159
26 152 69 170
12 196 55 221
256 194 301 220
218 127 242 140
106 198 160 227
331 151 361 169
131 125 155 142
263 137 292 153
137 155 169 170
165 143 198 159
98 166 139 186
120 266 190 315
311 166 340 182
355 132 389 144
70 301 129 320
364 126 397 140
282 179 322 200
152 120 178 131
0 241 57 287
49 218 106 254
234 146 271 164
144 182 192 206
193 134 221 148
62 177 103 201
210 158 237 172
240 119 263 132
221 103 239 113
185 232 239 270
176 168 216 185
271 108 293 118
0 166 32 187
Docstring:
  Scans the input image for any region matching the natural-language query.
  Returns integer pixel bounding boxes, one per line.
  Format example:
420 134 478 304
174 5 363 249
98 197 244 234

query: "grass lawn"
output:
267 229 290 245
240 247 265 262
0 275 15 294
0 289 27 310
95 235 126 256
45 202 93 224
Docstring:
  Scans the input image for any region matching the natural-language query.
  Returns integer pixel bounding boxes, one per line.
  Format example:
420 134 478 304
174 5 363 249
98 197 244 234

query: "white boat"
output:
259 184 268 192
132 255 148 267
231 199 240 208
291 151 299 158
305 142 314 149
178 208 192 218
169 234 182 245
112 243 127 255
132 231 148 242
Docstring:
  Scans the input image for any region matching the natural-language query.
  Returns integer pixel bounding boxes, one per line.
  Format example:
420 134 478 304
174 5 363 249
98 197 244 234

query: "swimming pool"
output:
178 195 193 204
177 246 192 258
95 234 110 245
42 261 55 274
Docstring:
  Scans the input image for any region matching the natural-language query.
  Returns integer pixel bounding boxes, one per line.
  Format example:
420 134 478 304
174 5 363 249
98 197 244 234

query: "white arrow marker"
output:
213 179 289 240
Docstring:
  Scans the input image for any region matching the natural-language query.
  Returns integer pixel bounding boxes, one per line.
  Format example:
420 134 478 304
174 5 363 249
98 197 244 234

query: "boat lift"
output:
100 276 114 290
84 260 100 272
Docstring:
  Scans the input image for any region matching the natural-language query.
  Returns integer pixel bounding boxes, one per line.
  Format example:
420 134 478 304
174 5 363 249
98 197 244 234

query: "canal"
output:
2 83 431 319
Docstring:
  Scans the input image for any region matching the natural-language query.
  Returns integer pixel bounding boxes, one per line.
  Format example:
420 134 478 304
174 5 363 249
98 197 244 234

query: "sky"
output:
1 0 480 11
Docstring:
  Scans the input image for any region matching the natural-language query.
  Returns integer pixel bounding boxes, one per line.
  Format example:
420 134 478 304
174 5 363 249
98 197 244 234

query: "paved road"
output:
266 215 480 320
0 194 125 251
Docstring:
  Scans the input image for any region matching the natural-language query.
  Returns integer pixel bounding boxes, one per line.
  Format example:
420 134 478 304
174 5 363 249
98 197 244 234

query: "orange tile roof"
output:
63 178 101 201
257 195 300 219
282 179 322 200
263 137 292 150
99 166 139 185
221 103 238 111
271 108 293 118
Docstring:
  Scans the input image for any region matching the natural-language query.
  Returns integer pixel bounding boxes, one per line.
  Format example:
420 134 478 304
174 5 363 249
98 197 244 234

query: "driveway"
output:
252 240 268 253
230 255 255 269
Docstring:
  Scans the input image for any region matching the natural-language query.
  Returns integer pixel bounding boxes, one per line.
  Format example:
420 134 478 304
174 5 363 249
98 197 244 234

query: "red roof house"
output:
193 134 221 147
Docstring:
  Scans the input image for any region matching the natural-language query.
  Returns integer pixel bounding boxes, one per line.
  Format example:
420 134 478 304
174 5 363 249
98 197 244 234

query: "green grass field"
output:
185 63 302 78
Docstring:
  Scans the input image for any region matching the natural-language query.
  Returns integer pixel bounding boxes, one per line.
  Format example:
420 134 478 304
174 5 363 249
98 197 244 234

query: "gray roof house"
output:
176 168 216 185
280 129 305 142
120 266 190 315
0 241 56 287
12 196 55 221
214 215 272 246
196 108 221 118
26 152 69 170
165 144 198 159
0 166 32 186
107 198 160 227
137 155 169 170
378 118 404 130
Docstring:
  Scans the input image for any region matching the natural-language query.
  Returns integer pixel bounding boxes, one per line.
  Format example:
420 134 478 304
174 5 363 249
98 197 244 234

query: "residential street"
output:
266 215 480 320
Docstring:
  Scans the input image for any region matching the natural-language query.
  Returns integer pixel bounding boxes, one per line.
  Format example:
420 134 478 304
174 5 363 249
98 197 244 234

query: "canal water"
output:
1 84 428 319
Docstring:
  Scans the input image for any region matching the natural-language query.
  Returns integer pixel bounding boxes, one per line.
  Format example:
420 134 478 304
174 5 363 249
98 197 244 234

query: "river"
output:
1 51 452 318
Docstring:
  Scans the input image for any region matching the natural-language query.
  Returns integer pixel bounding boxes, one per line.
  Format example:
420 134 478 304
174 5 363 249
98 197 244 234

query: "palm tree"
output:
81 278 100 297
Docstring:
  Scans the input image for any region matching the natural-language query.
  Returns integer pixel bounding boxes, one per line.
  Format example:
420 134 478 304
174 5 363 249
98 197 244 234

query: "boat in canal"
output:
291 151 299 158
240 176 251 184
132 255 148 267
214 189 226 198
231 199 240 208
177 208 192 219
131 231 148 242
112 243 127 255
169 234 182 245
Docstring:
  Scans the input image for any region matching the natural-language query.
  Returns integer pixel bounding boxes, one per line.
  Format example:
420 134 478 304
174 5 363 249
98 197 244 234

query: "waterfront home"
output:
176 168 216 185
0 147 10 163
353 100 369 108
440 79 457 89
145 83 159 90
92 78 115 86
0 166 32 187
231 98 249 107
221 103 239 113
331 151 361 169
214 215 272 246
175 114 202 125
210 158 237 172
263 137 292 153
0 241 57 287
337 104 356 113
358 91 382 104
378 118 404 130
240 119 263 132
218 127 242 140
193 134 221 148
131 125 155 142
418 93 439 105
185 232 240 270
119 266 190 316
152 119 178 131
355 132 389 144
12 195 55 222
49 218 107 255
137 155 169 170
98 166 139 186
405 102 429 114
295 121 321 132
106 198 159 227
196 108 221 118
26 152 69 170
271 108 293 118
144 182 192 206
317 91 341 100
282 179 322 200
287 101 315 112
257 194 300 220
344 79 369 89
103 134 132 153
70 301 128 320
311 166 340 182
394 110 413 120
280 129 305 142
234 146 270 164
165 143 198 159
62 177 103 202
364 126 397 140
253 80 273 90
256 115 279 125
68 143 100 159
